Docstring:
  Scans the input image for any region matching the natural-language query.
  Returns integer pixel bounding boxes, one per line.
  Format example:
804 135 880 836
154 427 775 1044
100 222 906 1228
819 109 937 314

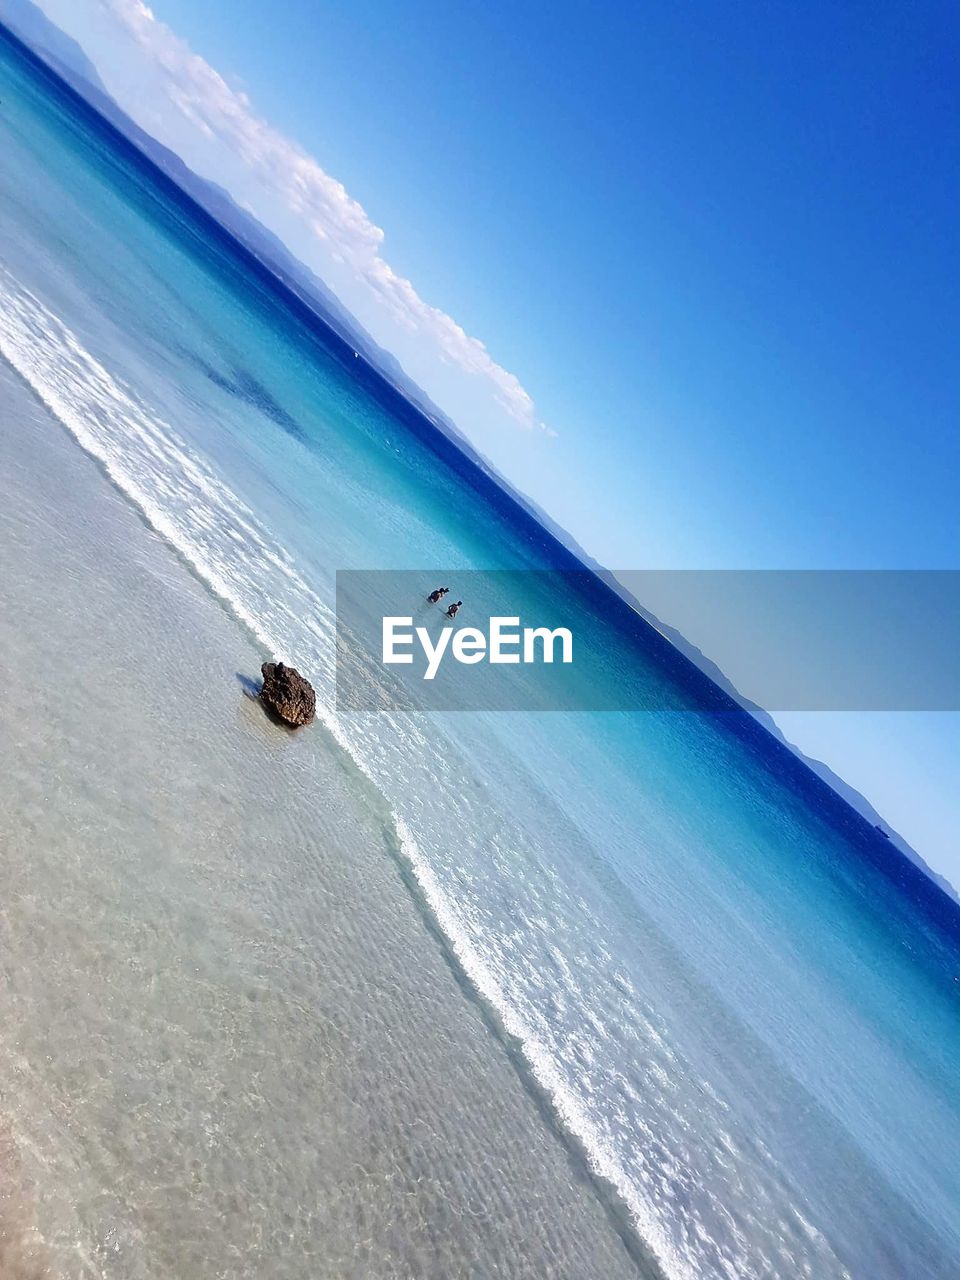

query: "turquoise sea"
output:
1 27 957 1279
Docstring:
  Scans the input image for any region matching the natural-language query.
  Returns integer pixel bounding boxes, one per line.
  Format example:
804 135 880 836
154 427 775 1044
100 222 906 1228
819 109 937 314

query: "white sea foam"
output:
0 262 856 1280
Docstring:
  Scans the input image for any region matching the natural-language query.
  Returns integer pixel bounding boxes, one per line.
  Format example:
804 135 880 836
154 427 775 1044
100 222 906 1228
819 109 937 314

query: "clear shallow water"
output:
0 30 958 1279
0 359 638 1280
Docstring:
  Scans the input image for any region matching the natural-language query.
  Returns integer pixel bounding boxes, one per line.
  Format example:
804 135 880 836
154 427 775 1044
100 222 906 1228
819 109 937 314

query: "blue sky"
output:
28 0 960 878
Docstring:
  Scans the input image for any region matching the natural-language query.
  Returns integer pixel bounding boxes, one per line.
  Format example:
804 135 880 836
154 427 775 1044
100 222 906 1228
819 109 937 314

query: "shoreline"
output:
0 359 638 1279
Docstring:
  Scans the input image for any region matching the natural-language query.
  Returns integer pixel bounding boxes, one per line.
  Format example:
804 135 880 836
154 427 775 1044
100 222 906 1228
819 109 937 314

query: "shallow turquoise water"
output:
1 29 957 1279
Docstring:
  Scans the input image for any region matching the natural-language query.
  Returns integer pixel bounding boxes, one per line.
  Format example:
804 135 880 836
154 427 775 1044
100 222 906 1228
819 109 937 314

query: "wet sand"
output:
0 360 638 1278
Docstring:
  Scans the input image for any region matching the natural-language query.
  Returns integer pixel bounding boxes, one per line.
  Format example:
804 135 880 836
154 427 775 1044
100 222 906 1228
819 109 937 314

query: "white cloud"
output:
99 0 550 432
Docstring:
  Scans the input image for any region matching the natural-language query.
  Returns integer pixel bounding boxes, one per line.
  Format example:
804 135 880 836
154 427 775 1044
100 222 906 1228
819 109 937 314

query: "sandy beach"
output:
0 360 639 1278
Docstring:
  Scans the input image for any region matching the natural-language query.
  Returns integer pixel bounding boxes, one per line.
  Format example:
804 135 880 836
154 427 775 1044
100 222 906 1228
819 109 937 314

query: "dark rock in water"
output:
259 661 316 727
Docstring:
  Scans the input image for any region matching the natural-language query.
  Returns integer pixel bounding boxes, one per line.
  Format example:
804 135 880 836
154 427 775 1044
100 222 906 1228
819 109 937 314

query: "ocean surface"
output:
1 28 958 1279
